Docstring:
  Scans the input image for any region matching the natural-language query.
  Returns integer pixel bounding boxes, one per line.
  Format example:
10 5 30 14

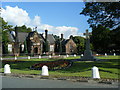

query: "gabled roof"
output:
7 32 28 43
17 32 28 43
7 32 15 42
47 34 55 44
38 34 45 43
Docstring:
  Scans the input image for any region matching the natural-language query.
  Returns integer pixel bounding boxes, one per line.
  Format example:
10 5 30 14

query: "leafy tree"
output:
80 2 120 29
72 36 85 54
15 25 32 33
91 25 111 53
110 26 120 53
0 17 13 54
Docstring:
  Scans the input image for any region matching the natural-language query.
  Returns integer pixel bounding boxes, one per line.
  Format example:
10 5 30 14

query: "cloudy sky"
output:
1 2 91 38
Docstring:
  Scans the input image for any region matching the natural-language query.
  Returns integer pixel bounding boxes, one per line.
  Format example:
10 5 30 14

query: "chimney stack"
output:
61 34 63 40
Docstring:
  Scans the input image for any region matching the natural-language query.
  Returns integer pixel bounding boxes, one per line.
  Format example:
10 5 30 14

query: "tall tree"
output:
80 2 120 30
1 17 14 54
91 25 111 53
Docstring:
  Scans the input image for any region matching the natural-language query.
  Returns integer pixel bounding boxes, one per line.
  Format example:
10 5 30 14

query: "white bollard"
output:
81 54 83 57
41 65 49 76
49 55 51 58
105 53 107 56
4 64 11 74
74 54 76 57
39 55 41 59
114 53 116 56
92 66 100 79
28 56 30 59
66 54 69 57
96 54 99 56
15 56 17 60
0 57 3 60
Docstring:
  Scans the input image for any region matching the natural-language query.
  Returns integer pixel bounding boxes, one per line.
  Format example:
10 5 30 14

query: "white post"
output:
28 56 30 59
74 54 76 57
66 54 69 57
81 54 83 57
49 55 51 58
41 65 49 76
92 66 100 79
4 64 11 74
96 54 99 56
0 57 3 60
114 53 116 56
39 55 41 59
15 56 17 60
105 53 107 56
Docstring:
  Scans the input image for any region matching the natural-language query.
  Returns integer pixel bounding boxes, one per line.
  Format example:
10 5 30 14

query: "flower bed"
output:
30 60 73 70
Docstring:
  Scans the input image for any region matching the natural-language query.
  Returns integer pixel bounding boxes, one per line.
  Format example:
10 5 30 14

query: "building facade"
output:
5 27 77 56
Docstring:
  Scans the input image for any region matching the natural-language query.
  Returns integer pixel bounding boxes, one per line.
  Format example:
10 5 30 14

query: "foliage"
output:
110 26 120 53
91 25 111 53
80 3 120 53
80 2 120 30
15 25 32 33
72 36 85 54
1 17 13 54
43 40 49 53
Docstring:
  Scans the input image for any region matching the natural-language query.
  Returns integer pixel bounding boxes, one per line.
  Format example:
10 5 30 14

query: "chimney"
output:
45 29 48 41
61 34 63 40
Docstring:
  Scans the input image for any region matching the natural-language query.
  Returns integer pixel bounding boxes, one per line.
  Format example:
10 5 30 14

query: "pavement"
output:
1 76 119 88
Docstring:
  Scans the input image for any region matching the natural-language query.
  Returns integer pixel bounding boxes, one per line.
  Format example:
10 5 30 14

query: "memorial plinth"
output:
81 30 97 61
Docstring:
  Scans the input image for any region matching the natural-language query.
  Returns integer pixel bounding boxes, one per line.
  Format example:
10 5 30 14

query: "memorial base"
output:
81 50 97 61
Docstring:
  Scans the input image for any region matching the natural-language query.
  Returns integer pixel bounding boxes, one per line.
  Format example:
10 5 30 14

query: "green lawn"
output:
1 55 120 79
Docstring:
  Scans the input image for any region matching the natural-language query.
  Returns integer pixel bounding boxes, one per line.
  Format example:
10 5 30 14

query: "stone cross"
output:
83 29 92 39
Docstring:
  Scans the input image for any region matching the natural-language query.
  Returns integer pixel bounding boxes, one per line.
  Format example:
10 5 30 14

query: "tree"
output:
72 36 85 54
80 2 120 30
91 25 111 53
15 25 32 33
0 17 13 54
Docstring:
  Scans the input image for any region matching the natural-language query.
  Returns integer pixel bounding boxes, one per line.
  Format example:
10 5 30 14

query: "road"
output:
1 76 118 88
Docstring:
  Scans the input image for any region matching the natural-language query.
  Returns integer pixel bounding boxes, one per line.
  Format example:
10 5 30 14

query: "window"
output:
8 44 12 52
50 45 54 51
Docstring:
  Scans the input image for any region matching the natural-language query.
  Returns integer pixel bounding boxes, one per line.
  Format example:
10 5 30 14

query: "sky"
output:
1 2 91 38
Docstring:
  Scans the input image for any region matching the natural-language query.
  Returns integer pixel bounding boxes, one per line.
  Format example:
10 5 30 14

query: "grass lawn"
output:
1 55 120 79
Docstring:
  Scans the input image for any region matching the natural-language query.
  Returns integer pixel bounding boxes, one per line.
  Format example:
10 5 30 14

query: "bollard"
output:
96 54 99 56
92 66 100 79
15 56 17 60
105 53 107 56
0 57 3 60
66 54 69 57
28 56 30 59
114 53 116 56
39 55 41 59
81 54 83 57
41 65 49 76
49 55 51 58
4 64 11 74
74 54 76 57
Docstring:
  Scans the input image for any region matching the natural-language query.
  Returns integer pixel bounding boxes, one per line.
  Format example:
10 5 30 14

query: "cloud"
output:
1 6 79 39
1 6 31 26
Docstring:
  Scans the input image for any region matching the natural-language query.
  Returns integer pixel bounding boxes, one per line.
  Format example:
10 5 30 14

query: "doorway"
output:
34 47 38 54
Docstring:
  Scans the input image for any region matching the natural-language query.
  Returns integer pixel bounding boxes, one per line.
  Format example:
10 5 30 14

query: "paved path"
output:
1 55 76 60
2 76 118 88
